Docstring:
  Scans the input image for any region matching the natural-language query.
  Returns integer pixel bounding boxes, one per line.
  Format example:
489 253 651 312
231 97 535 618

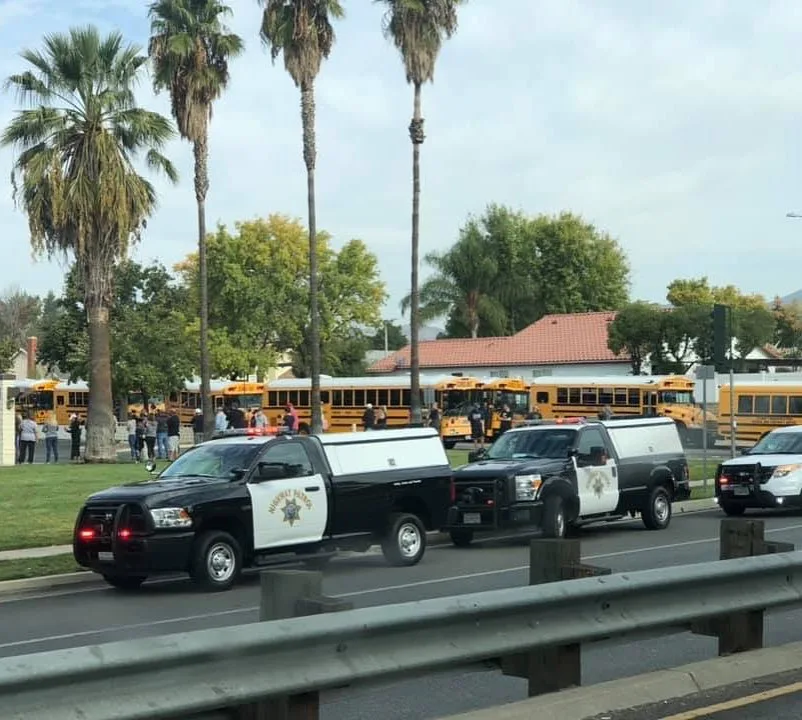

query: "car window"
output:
258 442 314 478
576 428 609 465
159 441 263 479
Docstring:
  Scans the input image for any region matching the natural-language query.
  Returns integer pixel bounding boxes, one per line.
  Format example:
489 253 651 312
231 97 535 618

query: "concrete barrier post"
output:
690 519 793 655
501 538 610 697
224 569 352 720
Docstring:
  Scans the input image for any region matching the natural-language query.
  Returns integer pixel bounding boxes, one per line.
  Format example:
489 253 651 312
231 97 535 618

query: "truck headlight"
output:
150 507 192 528
772 464 802 478
515 474 542 501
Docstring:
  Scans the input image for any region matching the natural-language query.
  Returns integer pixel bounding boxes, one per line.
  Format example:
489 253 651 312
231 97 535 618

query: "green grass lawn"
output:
0 554 83 582
0 461 162 552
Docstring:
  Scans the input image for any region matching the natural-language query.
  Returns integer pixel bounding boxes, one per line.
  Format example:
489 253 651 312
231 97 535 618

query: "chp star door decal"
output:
268 488 314 526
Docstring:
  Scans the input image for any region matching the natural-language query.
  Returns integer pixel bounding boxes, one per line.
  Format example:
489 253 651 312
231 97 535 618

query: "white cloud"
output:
1 0 802 320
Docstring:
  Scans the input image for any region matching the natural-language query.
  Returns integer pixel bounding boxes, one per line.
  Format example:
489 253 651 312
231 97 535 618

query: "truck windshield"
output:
486 428 577 460
749 432 802 455
159 442 263 480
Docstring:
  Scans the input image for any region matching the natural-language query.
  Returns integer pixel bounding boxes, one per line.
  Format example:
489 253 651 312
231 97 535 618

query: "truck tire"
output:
449 529 474 547
720 501 745 517
382 513 426 566
190 530 242 591
103 574 147 591
642 486 672 530
542 495 567 538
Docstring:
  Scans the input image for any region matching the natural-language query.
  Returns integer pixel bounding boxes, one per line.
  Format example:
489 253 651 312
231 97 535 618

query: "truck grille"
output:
721 464 774 486
453 477 503 506
78 502 149 539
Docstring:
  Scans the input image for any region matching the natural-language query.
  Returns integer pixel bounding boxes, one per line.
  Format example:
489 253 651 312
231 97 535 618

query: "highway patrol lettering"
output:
268 488 313 515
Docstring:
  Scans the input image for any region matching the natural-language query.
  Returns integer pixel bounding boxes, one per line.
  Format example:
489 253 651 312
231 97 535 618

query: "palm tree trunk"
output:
84 265 116 462
301 81 322 435
408 81 424 426
194 135 212 439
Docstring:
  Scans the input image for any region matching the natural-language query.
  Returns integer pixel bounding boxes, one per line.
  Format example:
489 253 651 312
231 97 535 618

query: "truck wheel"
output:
720 502 745 517
190 530 242 591
642 486 672 530
382 513 426 566
103 574 147 591
542 495 566 538
449 529 474 547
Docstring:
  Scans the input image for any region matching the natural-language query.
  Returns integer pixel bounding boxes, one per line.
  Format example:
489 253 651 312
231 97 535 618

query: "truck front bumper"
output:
73 531 195 577
444 501 543 532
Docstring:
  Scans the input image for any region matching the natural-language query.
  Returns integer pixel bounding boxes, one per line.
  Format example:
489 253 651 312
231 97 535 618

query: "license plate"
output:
733 486 750 496
463 513 481 524
98 551 114 562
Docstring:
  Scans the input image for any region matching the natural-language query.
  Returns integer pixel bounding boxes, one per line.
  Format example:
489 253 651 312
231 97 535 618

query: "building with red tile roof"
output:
366 312 631 377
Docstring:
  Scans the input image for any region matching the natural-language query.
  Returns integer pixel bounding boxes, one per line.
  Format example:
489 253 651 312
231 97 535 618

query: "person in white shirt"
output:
18 413 38 464
126 414 138 461
215 408 228 433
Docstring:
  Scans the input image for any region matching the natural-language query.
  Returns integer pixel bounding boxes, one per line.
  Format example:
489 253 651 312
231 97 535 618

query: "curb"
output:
440 639 802 720
0 570 97 597
675 497 717 513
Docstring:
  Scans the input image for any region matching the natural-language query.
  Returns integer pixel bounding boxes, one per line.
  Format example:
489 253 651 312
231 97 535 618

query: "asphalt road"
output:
5 509 802 719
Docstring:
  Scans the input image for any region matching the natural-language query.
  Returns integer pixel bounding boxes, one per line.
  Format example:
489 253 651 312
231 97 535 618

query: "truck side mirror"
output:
468 448 486 463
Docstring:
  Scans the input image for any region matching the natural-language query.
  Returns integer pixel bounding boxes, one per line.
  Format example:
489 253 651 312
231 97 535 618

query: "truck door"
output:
247 442 328 550
573 426 618 516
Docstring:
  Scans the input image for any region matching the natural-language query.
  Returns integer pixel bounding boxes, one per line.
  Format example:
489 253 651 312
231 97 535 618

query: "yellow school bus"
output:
718 381 802 445
439 377 532 447
529 375 718 448
263 374 482 433
15 379 90 425
165 380 229 425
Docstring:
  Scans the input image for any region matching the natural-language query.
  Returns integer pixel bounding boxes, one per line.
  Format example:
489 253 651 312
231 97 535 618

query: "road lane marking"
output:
4 520 802 652
658 679 802 718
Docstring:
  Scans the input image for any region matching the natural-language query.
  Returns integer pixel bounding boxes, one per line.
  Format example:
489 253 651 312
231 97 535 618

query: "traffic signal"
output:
712 303 729 372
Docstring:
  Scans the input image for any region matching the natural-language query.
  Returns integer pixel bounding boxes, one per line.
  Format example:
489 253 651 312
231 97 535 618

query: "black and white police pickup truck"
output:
444 416 691 545
72 427 452 591
715 425 802 515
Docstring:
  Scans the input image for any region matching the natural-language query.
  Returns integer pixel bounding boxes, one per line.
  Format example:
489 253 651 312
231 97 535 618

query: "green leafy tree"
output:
259 0 344 434
378 0 465 424
369 321 407 351
175 214 386 378
0 288 42 348
773 297 802 355
607 302 663 375
1 26 177 461
149 0 244 439
37 261 195 414
0 338 16 373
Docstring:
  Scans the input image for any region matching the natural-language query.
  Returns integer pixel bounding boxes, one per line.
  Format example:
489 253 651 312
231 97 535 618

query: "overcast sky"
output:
1 0 801 321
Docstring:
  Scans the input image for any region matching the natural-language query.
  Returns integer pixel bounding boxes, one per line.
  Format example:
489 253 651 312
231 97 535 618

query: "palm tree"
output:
377 0 464 425
401 226 507 338
2 26 177 462
149 0 243 440
258 0 344 435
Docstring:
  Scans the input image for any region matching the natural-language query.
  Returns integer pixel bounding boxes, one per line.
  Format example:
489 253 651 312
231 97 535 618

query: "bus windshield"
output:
486 428 577 460
658 391 694 405
26 391 54 410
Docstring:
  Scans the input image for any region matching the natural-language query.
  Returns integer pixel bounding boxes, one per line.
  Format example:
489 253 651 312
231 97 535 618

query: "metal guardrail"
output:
2 548 802 719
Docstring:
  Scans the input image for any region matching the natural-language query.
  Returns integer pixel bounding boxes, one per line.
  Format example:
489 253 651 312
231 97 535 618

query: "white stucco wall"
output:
378 362 634 378
0 376 15 466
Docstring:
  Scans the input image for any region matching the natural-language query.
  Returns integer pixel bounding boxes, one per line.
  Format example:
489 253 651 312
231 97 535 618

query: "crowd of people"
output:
14 410 83 464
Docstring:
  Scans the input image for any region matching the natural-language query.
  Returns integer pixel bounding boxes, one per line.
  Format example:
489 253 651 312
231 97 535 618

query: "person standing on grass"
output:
167 409 180 460
126 413 138 462
156 410 169 460
18 412 38 464
43 412 59 463
69 413 82 462
145 414 158 460
14 411 21 464
192 408 204 445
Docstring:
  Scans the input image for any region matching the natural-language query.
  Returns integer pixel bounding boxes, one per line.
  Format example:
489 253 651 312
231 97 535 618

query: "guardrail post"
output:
690 519 794 656
224 569 353 720
501 538 610 696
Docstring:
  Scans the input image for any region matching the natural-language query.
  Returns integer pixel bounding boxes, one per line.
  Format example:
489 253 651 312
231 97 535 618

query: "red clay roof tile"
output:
367 312 627 373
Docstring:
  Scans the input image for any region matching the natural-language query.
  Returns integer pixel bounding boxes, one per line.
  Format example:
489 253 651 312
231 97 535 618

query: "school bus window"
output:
754 395 769 414
568 388 581 404
390 389 401 406
599 388 613 405
534 391 549 404
298 391 310 406
353 390 364 406
613 388 627 405
402 390 411 406
364 390 376 406
320 391 329 403
771 396 788 415
790 396 802 415
627 390 639 406
556 388 568 404
377 390 389 406
57 395 64 406
737 395 754 414
581 388 596 404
